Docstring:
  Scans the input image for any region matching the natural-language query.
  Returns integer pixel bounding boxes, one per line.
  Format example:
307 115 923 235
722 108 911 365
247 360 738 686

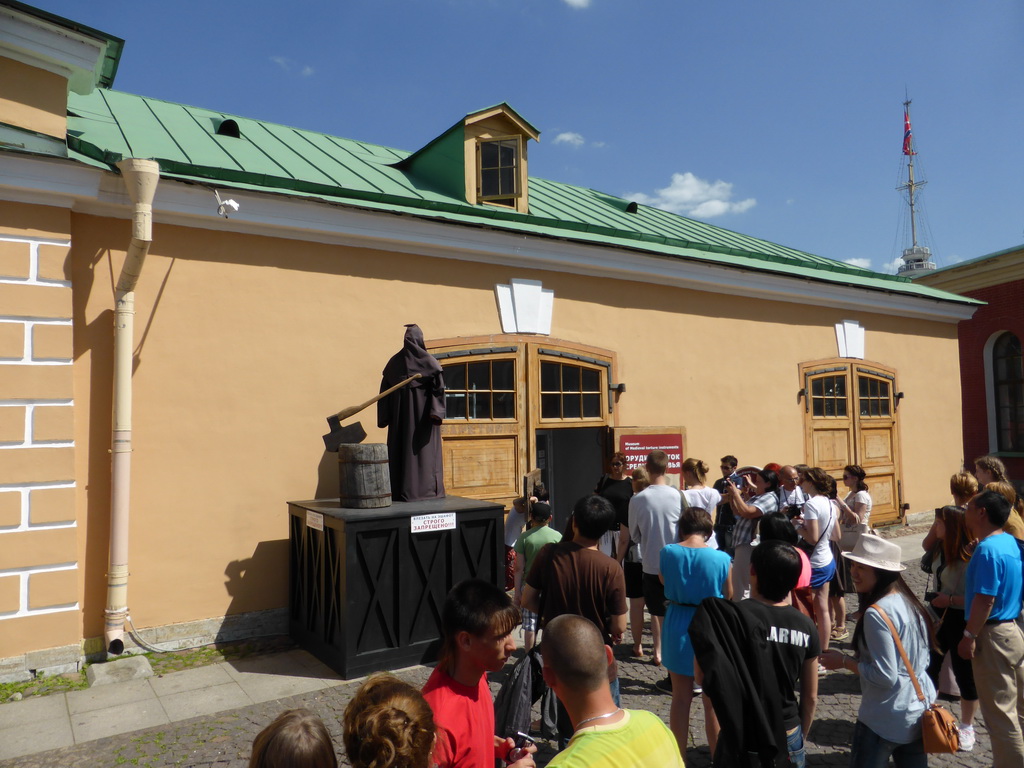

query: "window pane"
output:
860 401 869 417
836 398 847 417
582 368 600 392
499 168 516 195
542 394 560 419
468 361 490 391
481 169 499 198
881 400 891 417
562 365 581 392
444 363 465 391
481 141 498 166
812 379 823 397
446 393 466 419
836 377 847 397
859 377 868 397
582 394 601 417
498 141 517 166
492 392 514 419
813 400 824 417
492 360 514 390
824 398 835 417
469 392 489 419
824 378 835 397
563 394 582 418
541 362 560 391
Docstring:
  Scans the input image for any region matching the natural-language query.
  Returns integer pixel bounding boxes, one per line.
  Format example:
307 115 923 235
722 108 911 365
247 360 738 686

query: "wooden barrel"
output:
338 443 392 508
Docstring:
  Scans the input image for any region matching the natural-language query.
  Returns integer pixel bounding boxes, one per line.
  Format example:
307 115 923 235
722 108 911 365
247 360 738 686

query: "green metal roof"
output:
64 88 977 306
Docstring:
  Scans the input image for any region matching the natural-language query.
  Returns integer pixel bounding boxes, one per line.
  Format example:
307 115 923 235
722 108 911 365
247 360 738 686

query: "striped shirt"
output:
733 492 778 546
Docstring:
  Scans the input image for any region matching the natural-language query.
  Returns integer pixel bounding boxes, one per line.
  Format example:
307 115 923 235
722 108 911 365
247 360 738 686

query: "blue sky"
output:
42 0 1024 272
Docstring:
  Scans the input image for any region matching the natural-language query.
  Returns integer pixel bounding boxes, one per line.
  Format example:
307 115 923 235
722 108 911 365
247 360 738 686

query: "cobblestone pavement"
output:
0 558 992 768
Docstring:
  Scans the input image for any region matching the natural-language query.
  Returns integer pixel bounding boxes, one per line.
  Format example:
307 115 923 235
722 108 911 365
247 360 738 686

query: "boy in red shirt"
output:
423 579 537 768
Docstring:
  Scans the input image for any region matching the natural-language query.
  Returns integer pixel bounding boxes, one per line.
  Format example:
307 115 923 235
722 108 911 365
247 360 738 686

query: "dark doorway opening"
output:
535 427 605 532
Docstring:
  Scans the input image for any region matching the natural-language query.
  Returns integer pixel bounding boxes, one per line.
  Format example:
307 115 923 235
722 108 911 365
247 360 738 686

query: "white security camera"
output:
217 198 239 217
213 189 240 218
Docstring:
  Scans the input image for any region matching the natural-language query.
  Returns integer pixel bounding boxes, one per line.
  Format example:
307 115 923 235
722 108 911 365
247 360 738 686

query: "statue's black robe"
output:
377 324 446 502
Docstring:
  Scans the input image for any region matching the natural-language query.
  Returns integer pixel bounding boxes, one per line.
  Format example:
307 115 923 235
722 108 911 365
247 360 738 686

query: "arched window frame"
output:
987 331 1024 453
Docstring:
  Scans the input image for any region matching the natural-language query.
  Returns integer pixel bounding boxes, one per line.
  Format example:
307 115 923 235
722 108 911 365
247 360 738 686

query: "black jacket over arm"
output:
690 597 790 768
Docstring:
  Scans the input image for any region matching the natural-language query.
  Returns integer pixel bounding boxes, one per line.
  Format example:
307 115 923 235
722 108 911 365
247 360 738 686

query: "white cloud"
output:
881 259 903 273
591 141 606 148
271 56 314 77
627 172 756 219
844 258 872 270
563 0 591 7
553 132 585 147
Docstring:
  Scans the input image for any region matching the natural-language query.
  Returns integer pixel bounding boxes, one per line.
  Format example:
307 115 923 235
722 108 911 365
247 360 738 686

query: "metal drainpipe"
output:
104 158 159 654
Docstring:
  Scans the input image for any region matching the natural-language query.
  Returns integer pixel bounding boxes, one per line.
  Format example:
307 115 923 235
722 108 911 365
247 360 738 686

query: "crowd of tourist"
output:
244 453 1024 768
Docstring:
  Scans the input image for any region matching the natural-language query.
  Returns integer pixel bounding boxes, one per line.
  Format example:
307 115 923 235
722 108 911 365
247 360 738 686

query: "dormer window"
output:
478 137 521 207
391 103 539 215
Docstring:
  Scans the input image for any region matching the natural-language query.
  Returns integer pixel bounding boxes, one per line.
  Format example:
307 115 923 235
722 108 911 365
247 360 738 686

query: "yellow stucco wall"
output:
0 59 67 139
63 211 963 642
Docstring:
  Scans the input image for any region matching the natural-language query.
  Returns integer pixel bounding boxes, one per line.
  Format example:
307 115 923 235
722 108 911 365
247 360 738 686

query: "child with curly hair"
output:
344 673 447 768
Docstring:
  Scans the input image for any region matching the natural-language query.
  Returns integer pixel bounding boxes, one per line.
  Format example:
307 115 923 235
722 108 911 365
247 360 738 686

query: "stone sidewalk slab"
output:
65 677 155 716
68 697 170 744
0 695 73 760
222 650 337 703
159 681 253 721
149 663 234 698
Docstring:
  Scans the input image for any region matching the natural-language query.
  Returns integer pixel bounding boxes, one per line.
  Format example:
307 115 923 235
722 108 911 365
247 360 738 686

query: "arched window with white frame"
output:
992 331 1024 452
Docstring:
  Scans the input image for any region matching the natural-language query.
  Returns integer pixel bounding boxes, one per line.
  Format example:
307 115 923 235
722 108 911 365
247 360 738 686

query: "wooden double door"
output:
429 336 615 514
800 359 903 525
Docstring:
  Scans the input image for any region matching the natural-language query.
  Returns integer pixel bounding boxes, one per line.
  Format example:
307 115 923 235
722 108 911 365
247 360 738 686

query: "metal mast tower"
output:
897 99 936 277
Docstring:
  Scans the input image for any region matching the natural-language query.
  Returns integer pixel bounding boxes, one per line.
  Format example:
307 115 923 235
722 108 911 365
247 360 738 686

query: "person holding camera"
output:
723 467 779 601
778 465 807 517
713 456 740 556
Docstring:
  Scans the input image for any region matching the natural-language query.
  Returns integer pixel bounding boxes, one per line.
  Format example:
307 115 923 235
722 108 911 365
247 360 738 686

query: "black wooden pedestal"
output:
286 496 504 679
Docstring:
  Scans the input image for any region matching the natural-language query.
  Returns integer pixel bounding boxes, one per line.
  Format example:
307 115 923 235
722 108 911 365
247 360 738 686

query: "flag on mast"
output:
903 109 916 156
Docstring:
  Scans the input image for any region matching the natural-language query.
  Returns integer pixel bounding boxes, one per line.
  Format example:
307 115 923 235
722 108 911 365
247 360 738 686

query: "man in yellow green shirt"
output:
541 614 684 767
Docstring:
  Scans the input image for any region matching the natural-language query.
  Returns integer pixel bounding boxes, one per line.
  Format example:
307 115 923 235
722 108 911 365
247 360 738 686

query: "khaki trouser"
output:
974 621 1024 768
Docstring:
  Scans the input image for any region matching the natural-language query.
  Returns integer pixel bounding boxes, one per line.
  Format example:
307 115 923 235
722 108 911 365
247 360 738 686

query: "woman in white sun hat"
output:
819 535 936 767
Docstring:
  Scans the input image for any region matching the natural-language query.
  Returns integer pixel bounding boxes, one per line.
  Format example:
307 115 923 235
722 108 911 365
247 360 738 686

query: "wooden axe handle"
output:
331 373 422 423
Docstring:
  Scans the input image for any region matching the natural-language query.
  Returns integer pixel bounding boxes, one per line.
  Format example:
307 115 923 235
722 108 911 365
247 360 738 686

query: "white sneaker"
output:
958 724 975 752
817 663 830 676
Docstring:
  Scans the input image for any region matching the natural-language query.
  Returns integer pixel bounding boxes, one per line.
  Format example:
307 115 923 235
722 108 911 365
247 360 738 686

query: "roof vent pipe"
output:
104 158 159 654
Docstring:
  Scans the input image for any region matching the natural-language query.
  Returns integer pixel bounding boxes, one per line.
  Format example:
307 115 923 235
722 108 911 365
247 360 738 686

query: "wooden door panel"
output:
442 436 519 504
811 429 853 469
866 473 898 525
860 428 895 464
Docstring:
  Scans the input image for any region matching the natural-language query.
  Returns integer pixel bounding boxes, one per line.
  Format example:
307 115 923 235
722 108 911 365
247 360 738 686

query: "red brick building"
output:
918 245 1024 485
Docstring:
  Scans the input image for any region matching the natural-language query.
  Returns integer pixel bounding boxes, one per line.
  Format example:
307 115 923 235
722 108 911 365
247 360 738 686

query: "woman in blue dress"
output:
660 506 733 758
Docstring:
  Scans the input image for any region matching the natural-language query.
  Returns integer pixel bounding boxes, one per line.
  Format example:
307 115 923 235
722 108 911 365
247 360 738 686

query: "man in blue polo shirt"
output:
959 489 1024 765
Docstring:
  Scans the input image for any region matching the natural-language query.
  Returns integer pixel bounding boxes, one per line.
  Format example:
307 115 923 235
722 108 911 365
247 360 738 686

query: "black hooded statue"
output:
377 324 446 502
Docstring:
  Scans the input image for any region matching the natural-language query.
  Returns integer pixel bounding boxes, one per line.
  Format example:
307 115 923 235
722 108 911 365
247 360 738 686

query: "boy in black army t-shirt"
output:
739 541 820 768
